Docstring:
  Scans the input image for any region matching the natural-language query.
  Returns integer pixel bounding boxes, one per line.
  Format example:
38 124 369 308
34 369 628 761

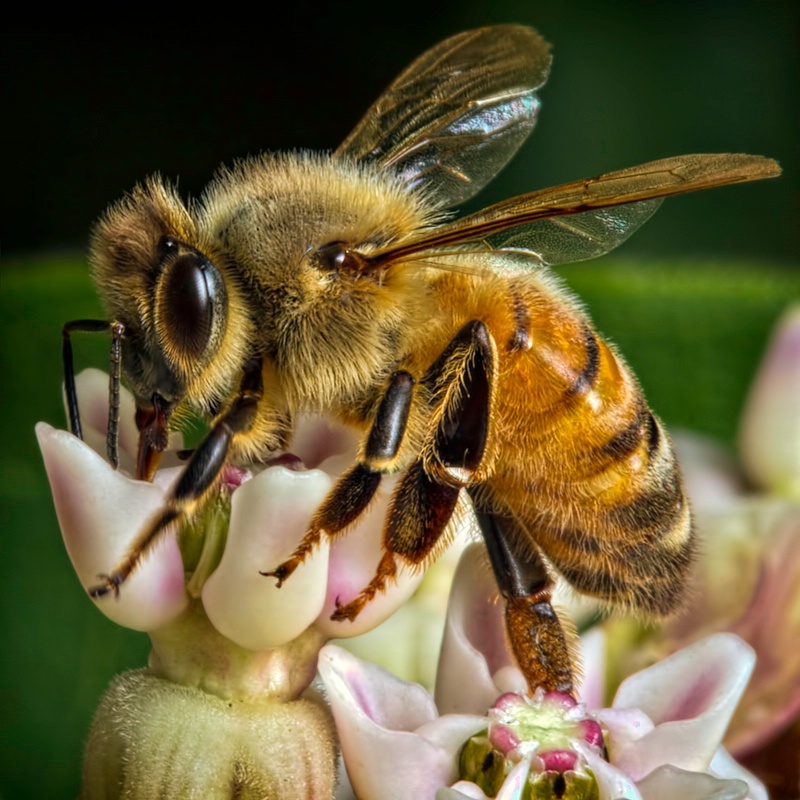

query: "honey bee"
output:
63 25 780 694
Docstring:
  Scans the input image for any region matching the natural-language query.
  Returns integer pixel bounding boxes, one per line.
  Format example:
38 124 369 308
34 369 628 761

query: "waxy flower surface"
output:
602 307 800 782
322 544 767 800
36 368 429 797
38 369 424 657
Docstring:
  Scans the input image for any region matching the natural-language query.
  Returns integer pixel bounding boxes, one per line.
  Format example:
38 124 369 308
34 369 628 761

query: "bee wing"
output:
335 25 551 209
433 199 664 267
376 154 781 267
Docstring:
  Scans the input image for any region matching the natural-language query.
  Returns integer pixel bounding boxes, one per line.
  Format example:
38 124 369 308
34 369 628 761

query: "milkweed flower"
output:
36 368 427 798
739 304 800 500
322 544 766 800
602 307 800 785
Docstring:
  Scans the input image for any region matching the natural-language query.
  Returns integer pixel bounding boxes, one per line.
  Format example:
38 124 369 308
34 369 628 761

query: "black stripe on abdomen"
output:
566 326 600 396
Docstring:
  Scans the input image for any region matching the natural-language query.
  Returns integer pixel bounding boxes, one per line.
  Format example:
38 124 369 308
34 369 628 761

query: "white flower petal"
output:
636 764 748 800
609 634 755 778
315 474 424 638
202 466 332 650
319 645 485 800
444 759 532 800
70 368 184 471
575 741 643 800
710 748 768 800
439 785 487 800
36 422 188 630
578 627 606 709
739 304 800 499
436 543 517 715
671 430 745 511
494 755 533 800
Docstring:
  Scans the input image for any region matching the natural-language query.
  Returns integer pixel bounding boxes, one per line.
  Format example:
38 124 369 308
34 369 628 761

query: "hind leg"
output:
471 505 576 696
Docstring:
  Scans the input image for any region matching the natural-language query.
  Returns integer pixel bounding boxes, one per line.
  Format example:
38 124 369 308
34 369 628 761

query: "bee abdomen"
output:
539 410 695 615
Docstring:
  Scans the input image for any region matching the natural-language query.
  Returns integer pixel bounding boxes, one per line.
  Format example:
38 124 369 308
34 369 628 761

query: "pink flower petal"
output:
739 304 800 498
436 543 522 715
201 465 333 650
575 742 643 800
724 502 800 755
319 645 485 800
315 472 424 638
606 633 755 779
710 747 768 800
70 368 184 470
36 422 188 630
635 764 748 800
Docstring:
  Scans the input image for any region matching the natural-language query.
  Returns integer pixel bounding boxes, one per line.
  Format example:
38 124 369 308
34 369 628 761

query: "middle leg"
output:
332 320 498 621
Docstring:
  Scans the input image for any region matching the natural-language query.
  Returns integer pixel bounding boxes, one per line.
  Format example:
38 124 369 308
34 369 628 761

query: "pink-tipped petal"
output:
606 634 755 779
70 369 184 471
315 474 423 638
202 466 332 650
436 544 518 715
710 747 768 800
635 764 749 800
319 645 485 800
287 415 358 471
739 305 800 499
494 755 533 800
578 628 606 710
36 422 188 630
574 742 643 800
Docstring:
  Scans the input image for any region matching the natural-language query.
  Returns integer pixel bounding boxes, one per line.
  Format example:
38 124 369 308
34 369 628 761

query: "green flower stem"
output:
148 599 328 703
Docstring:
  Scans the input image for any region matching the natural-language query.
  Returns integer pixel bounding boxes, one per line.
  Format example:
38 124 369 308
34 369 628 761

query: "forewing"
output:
377 154 781 267
483 199 663 265
335 25 551 209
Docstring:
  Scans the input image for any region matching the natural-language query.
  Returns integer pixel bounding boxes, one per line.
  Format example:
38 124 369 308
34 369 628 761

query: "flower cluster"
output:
37 368 427 797
321 544 767 800
603 306 800 769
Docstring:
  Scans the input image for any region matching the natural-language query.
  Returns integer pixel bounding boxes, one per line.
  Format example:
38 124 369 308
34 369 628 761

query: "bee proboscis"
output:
63 25 780 694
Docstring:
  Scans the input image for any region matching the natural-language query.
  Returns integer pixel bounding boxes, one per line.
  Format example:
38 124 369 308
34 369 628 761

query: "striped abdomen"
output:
481 275 696 616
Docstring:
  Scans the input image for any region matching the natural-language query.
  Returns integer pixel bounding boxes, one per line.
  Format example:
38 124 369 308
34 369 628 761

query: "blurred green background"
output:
2 5 798 798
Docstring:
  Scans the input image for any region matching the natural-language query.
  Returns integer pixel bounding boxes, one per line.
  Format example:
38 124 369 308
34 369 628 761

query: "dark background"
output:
2 3 798 261
1 5 798 798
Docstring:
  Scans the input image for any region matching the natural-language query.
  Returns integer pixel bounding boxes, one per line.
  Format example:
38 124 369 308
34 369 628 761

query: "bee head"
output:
90 178 250 418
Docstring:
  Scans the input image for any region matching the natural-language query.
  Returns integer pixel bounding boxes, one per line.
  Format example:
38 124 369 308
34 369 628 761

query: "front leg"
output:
263 370 416 586
332 320 498 622
89 362 265 598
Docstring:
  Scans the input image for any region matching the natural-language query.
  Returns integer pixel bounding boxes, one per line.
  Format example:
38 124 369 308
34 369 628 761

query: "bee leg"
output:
264 371 416 586
333 320 496 622
473 506 575 696
87 363 264 599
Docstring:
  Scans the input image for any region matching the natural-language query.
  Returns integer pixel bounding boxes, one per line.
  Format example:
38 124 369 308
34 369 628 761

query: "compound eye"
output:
158 253 216 359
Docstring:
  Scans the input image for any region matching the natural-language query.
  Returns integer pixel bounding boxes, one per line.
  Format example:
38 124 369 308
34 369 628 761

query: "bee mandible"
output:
63 25 780 695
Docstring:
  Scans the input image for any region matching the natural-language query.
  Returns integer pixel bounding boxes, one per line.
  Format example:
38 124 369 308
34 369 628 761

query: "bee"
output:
63 25 780 694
